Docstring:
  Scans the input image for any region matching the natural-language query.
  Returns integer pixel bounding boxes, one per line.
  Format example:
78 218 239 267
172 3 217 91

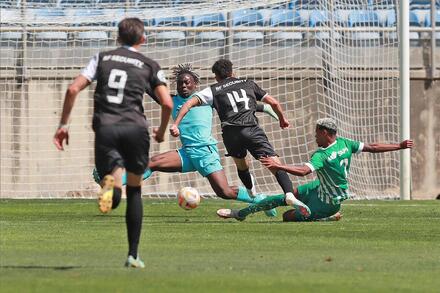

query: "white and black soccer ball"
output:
177 187 201 210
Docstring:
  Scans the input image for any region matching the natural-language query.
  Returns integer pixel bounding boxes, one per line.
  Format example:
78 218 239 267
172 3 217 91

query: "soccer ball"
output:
177 187 201 210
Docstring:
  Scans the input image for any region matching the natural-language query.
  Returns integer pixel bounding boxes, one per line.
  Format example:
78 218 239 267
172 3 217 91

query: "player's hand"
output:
260 156 282 171
53 127 69 151
400 139 414 149
169 124 180 137
279 117 290 129
153 127 165 143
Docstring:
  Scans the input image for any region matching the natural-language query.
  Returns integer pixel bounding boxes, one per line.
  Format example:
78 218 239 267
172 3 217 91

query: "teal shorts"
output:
294 180 341 221
178 145 223 177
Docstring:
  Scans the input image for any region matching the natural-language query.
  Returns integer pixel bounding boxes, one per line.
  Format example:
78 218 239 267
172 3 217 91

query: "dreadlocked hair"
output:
172 63 200 84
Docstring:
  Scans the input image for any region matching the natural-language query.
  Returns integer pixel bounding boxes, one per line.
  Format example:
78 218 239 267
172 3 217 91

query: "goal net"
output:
0 0 401 199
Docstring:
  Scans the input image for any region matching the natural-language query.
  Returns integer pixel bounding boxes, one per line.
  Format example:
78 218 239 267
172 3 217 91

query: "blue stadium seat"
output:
348 10 380 27
153 16 188 27
192 13 226 45
232 9 264 46
410 0 440 9
136 0 170 8
269 9 302 26
26 0 57 8
59 0 96 7
309 11 342 41
348 11 380 45
0 1 13 8
385 11 421 45
153 16 187 46
289 0 321 9
232 9 264 26
309 10 329 27
268 9 303 45
192 13 225 27
73 9 111 26
424 10 440 26
387 11 422 27
97 0 127 7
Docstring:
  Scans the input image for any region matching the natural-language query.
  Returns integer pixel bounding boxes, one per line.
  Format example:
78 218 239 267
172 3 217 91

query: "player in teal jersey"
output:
217 118 414 221
93 64 280 212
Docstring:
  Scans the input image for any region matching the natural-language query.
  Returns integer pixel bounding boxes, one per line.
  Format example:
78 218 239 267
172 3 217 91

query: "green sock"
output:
236 186 254 203
238 194 286 218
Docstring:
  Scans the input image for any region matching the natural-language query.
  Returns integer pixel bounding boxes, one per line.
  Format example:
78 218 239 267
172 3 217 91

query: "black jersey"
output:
83 47 167 130
196 77 267 128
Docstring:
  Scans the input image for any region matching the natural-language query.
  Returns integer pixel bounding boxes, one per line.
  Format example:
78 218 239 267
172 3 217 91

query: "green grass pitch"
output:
1 199 439 292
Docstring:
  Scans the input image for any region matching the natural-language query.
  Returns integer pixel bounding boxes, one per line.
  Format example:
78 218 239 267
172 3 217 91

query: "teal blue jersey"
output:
172 94 217 147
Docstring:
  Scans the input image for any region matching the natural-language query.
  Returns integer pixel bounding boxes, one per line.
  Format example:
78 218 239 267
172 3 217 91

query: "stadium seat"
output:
59 0 96 8
30 8 66 24
136 0 171 8
348 10 380 27
97 0 127 8
268 9 303 45
348 10 380 46
424 10 440 26
309 10 342 41
289 0 321 9
386 11 421 46
232 9 264 46
0 9 20 26
26 0 57 8
73 9 111 26
153 16 188 46
192 13 226 46
410 0 440 10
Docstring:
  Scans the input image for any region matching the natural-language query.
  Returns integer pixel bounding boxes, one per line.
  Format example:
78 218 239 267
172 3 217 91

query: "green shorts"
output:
178 145 223 177
294 180 341 221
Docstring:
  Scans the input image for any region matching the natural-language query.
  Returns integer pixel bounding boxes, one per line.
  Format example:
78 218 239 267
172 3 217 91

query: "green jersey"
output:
305 137 364 204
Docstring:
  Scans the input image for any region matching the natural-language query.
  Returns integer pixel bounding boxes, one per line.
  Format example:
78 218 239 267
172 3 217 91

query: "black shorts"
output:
95 124 150 178
221 125 277 159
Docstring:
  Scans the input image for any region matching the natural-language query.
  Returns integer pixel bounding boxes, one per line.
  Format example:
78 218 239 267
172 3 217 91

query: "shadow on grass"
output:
0 265 81 271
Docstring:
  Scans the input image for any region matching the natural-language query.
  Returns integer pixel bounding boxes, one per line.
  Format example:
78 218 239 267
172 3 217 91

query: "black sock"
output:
237 169 253 190
112 187 122 209
275 170 294 194
126 185 143 259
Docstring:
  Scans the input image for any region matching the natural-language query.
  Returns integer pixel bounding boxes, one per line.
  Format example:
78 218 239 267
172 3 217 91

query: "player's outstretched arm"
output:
153 85 173 143
169 96 201 137
53 75 90 151
260 157 312 177
362 139 413 153
261 95 289 129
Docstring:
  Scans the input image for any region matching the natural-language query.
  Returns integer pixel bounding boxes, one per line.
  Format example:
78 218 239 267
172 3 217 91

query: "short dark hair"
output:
317 125 337 136
118 18 145 46
212 59 233 79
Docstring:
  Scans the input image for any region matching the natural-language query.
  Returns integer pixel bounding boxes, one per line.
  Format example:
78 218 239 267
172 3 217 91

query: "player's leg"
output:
222 126 257 197
94 126 124 213
119 125 150 268
217 183 315 221
124 172 145 268
282 180 340 222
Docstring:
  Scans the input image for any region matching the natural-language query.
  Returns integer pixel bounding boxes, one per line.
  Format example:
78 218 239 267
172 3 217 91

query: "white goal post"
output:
0 0 410 199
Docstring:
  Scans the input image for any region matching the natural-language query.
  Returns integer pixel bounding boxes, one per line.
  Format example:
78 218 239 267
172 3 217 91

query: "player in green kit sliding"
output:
93 63 280 214
217 118 414 221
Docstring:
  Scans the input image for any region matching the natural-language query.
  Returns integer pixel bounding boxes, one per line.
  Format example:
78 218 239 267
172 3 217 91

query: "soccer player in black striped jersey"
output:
53 18 173 268
170 59 311 217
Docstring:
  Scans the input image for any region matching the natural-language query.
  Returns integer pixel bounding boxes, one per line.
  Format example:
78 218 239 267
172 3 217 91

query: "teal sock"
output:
236 186 254 203
122 169 153 186
142 169 153 180
238 194 286 218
